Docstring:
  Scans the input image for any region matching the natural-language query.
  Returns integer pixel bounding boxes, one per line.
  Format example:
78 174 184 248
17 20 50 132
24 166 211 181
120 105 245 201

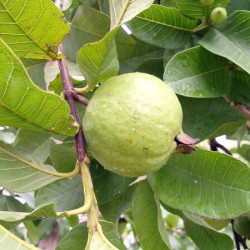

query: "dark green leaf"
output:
164 46 229 98
149 147 250 219
117 34 164 74
133 180 171 249
162 204 234 250
227 71 250 107
136 58 164 79
127 5 196 49
175 0 230 19
90 159 135 205
49 139 77 173
200 11 250 74
100 220 126 250
226 0 250 15
35 175 84 212
56 223 88 250
179 96 244 141
184 216 233 250
21 59 47 90
100 187 134 223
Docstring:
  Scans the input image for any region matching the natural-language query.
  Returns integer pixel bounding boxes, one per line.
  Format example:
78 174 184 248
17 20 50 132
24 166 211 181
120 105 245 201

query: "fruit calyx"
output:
175 131 199 154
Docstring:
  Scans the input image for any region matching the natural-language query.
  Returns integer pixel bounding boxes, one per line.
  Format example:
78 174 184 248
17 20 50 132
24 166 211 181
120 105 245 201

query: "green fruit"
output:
211 7 227 24
234 215 250 239
83 73 182 177
200 0 215 6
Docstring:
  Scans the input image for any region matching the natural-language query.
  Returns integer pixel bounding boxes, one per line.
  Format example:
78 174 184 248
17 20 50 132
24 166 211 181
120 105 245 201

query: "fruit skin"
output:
211 7 227 24
200 0 215 6
83 73 182 177
234 215 250 239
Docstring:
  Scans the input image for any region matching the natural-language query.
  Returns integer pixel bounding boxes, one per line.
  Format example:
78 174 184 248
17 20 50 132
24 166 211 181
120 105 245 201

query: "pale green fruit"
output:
211 7 227 24
83 73 182 177
200 0 214 6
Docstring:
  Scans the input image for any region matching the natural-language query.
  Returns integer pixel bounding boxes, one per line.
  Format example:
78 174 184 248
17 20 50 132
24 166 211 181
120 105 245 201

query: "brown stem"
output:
55 2 87 162
209 139 232 156
223 95 250 120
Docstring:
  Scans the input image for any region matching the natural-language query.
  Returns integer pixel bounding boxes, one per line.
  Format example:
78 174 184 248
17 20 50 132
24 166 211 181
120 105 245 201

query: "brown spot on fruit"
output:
126 139 133 144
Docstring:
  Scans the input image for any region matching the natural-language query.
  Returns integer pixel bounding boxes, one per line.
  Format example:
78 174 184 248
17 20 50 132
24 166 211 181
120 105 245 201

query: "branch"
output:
223 95 250 120
231 220 248 250
209 139 232 155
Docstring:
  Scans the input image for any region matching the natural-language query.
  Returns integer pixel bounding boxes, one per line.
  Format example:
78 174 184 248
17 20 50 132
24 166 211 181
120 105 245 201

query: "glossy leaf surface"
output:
200 11 250 74
164 46 229 98
127 5 196 49
149 147 250 219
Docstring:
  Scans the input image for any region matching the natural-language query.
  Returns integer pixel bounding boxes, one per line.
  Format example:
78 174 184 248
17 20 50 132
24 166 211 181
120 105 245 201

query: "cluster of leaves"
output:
0 0 249 249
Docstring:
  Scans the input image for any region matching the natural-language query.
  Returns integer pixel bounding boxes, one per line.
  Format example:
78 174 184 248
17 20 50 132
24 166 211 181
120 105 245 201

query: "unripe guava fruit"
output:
211 7 227 24
234 215 250 239
83 73 182 177
200 0 214 6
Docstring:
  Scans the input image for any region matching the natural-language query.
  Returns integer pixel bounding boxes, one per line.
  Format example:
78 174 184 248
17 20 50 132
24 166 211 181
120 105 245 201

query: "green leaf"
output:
77 27 119 91
0 225 39 250
100 220 126 250
148 147 250 219
133 180 171 250
160 0 175 7
117 33 164 74
199 11 250 74
162 204 234 250
226 0 250 15
175 0 230 19
0 203 57 229
227 71 250 107
21 59 47 90
99 187 134 223
164 46 229 98
109 0 154 30
0 0 69 60
179 96 244 141
49 139 77 173
90 159 135 205
14 129 51 163
184 216 233 250
136 58 164 79
127 5 197 49
35 175 84 212
0 39 78 136
0 193 30 213
25 221 40 245
0 142 62 192
56 223 88 250
63 6 110 61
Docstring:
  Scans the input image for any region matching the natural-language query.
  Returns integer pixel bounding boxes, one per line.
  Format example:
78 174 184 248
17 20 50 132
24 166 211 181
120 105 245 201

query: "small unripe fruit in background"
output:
200 0 215 6
211 7 227 24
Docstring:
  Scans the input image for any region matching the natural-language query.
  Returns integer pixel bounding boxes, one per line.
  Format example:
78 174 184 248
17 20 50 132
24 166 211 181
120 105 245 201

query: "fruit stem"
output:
56 161 92 217
204 6 211 24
